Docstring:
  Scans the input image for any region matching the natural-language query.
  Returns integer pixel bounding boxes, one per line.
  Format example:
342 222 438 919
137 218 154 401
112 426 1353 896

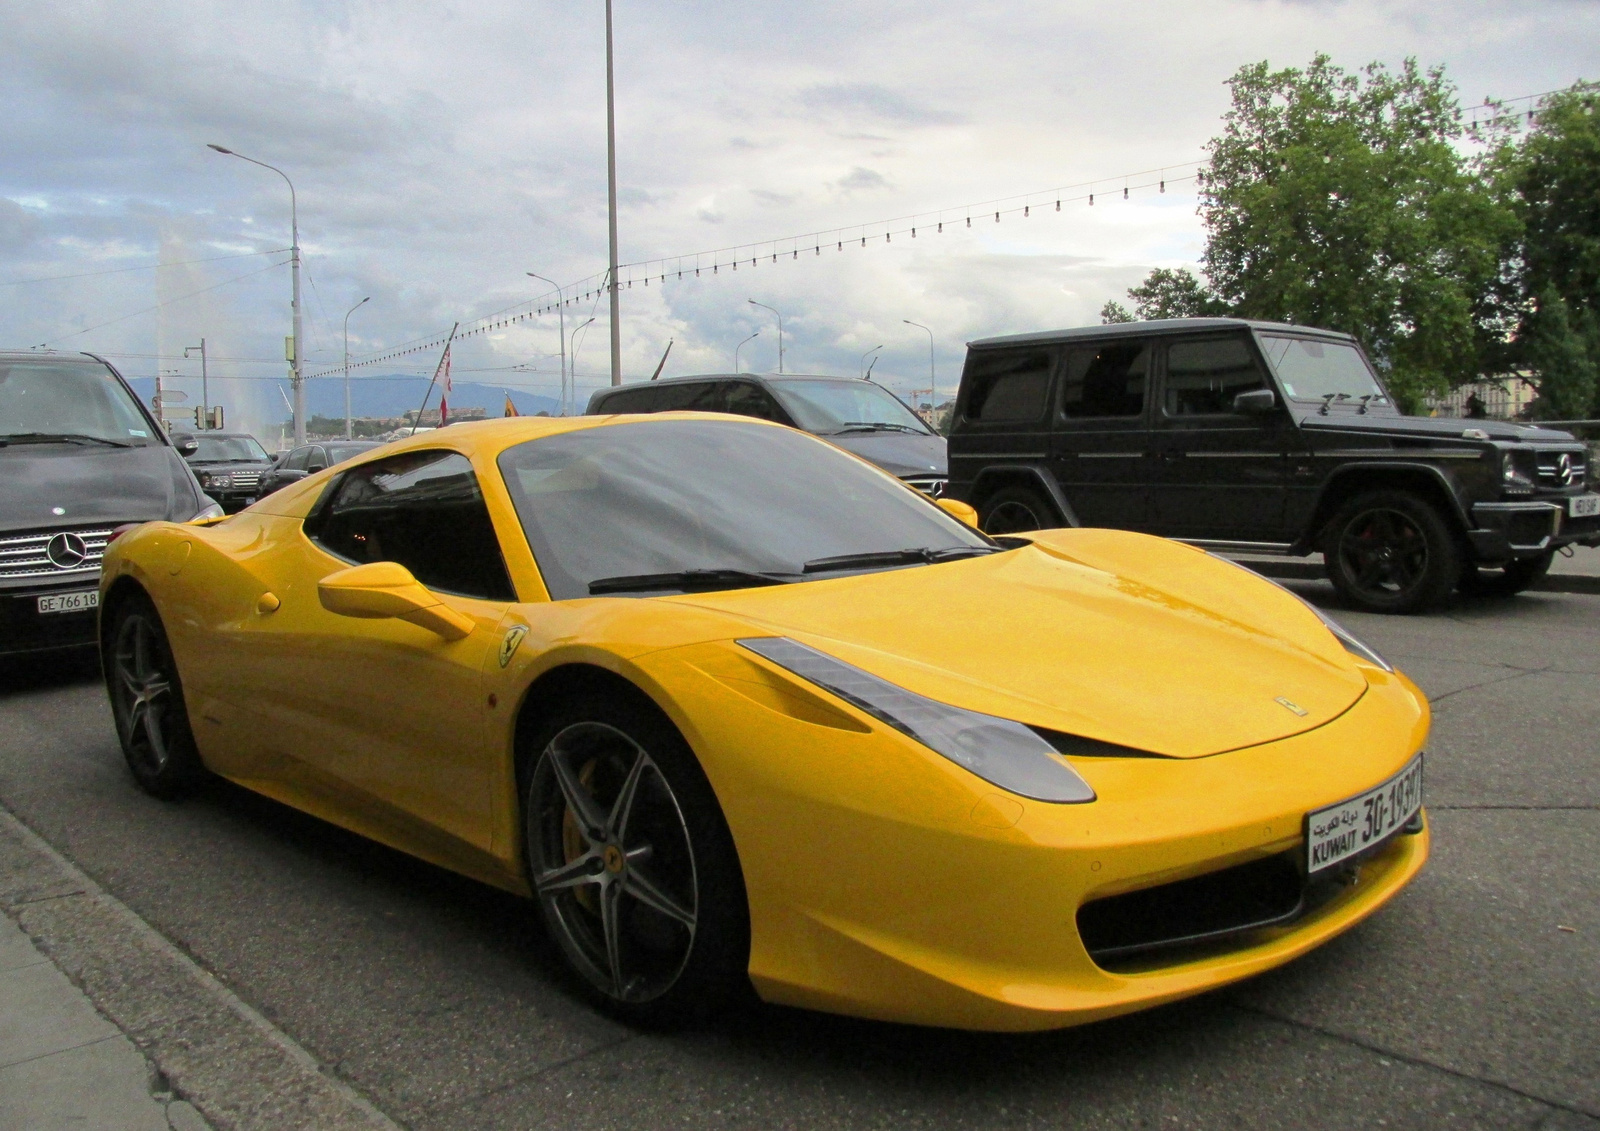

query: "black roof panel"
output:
967 318 1356 349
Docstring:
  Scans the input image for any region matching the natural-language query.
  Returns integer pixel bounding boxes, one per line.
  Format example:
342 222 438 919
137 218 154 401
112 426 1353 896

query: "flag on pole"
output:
437 346 453 426
503 393 519 417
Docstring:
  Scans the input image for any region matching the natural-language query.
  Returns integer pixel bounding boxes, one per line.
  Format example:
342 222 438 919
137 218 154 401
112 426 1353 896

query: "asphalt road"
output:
1 585 1596 1130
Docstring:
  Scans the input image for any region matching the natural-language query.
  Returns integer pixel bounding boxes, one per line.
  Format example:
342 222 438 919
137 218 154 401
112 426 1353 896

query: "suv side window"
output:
599 387 659 413
961 349 1054 423
286 446 311 471
723 381 788 423
306 446 329 473
1061 343 1149 419
652 382 725 412
307 450 515 601
1164 338 1268 416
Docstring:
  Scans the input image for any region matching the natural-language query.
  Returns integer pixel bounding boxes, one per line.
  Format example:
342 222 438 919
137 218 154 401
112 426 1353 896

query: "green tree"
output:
1100 300 1135 324
1110 55 1515 412
1498 83 1600 418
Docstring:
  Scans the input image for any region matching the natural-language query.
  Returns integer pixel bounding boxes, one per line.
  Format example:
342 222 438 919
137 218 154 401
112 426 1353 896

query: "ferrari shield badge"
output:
499 625 529 668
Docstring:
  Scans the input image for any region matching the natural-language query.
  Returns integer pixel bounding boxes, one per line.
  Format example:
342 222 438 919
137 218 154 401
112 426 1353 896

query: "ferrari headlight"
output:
1307 605 1393 671
739 637 1096 804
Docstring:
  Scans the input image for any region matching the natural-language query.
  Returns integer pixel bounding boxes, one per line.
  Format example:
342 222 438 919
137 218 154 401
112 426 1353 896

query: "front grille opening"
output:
1078 852 1304 969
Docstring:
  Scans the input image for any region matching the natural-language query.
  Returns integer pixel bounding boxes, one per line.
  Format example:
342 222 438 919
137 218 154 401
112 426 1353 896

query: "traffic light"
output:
193 406 225 429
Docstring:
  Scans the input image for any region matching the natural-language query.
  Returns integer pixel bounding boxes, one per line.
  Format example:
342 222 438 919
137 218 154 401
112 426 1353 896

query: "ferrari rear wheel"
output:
105 593 205 798
523 692 750 1026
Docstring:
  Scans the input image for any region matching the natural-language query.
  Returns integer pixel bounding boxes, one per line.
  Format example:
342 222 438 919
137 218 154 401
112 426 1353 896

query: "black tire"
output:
979 486 1058 536
103 593 205 798
1322 489 1463 614
521 689 751 1027
1459 550 1554 598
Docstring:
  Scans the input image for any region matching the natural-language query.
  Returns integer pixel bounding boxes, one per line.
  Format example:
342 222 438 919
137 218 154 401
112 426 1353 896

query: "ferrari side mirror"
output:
317 561 475 640
935 497 980 527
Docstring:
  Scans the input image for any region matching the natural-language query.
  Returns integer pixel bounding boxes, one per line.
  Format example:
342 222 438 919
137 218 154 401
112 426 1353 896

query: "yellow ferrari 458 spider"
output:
98 414 1428 1031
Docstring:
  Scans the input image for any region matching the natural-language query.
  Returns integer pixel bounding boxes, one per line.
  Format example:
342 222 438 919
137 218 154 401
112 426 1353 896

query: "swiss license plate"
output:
1570 494 1600 518
1306 755 1423 874
36 590 99 615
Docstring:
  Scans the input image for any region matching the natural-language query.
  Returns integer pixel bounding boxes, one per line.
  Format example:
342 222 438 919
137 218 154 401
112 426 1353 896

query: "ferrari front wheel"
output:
105 593 205 798
523 693 750 1026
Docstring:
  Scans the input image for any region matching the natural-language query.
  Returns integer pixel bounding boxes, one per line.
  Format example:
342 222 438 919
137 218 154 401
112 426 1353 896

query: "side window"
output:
1164 338 1267 416
306 446 329 472
286 447 311 471
1061 342 1149 419
599 387 659 413
723 382 787 423
653 382 725 412
961 349 1055 423
307 450 515 601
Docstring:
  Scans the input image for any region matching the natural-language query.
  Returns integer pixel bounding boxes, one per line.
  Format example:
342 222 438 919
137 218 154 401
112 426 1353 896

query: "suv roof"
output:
968 318 1358 350
599 373 854 390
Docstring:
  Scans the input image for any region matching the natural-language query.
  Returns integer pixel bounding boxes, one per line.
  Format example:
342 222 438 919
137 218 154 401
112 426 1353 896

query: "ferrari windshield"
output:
767 379 932 435
1258 335 1388 404
191 435 268 461
498 419 990 599
0 359 156 445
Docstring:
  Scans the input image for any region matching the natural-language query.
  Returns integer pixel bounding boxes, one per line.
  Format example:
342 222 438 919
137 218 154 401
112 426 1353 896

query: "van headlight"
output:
739 637 1096 803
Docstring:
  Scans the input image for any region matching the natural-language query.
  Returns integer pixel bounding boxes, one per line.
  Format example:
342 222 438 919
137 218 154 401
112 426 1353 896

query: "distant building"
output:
1426 376 1537 420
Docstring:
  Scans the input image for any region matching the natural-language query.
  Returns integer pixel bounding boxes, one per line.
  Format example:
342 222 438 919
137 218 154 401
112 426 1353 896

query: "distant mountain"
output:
127 375 559 428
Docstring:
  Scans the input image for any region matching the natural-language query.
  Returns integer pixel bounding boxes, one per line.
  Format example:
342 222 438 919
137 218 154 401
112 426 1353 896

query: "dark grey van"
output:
587 374 948 496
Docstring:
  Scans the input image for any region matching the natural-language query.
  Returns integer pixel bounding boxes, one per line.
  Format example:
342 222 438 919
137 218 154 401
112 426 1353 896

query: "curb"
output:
1235 557 1600 596
0 803 402 1131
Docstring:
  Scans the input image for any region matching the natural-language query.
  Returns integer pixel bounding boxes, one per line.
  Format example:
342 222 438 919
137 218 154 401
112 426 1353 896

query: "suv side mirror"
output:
1232 388 1279 415
174 434 200 456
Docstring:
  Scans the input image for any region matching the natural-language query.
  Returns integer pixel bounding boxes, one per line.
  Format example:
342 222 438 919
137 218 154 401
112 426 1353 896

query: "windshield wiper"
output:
803 546 998 574
830 422 927 435
0 432 133 447
589 568 798 595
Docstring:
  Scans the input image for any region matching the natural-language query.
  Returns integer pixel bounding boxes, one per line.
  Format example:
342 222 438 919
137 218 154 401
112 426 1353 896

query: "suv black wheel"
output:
1323 490 1462 614
105 593 206 798
523 690 751 1027
979 487 1056 536
1459 550 1554 598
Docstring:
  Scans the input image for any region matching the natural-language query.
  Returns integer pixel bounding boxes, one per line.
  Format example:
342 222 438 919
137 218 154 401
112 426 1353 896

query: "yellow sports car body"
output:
98 414 1429 1031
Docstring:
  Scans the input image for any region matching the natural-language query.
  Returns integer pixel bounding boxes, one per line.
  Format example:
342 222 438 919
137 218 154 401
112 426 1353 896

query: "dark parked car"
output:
256 441 382 498
587 373 948 496
0 350 220 657
176 431 274 512
947 318 1598 613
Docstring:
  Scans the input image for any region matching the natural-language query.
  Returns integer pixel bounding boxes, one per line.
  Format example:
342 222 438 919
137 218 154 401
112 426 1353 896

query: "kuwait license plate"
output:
1306 755 1423 874
1570 494 1600 518
36 590 99 615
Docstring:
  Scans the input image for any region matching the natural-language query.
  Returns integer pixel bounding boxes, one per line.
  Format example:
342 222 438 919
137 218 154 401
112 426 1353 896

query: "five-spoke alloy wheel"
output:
105 592 204 797
979 486 1055 536
524 692 749 1025
1323 489 1461 614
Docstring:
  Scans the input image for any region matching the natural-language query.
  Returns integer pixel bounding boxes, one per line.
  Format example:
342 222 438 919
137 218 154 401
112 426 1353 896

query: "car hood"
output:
0 443 198 530
825 430 947 478
664 529 1367 758
1295 410 1579 445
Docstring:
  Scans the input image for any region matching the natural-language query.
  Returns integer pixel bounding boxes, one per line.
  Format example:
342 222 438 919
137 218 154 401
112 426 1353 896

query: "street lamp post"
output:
748 300 783 373
527 272 567 415
860 344 882 379
605 0 622 386
904 320 936 430
208 144 305 444
569 317 597 401
342 297 370 439
735 331 760 373
183 339 208 428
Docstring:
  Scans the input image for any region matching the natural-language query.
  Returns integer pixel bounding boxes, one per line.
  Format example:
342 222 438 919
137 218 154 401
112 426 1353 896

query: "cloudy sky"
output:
2 0 1596 434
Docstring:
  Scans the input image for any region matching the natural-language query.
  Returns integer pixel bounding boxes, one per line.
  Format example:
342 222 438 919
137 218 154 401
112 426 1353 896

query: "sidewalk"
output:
1233 543 1600 593
0 911 208 1130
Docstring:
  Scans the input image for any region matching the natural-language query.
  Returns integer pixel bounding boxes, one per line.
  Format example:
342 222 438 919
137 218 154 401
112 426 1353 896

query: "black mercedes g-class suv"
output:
947 319 1598 613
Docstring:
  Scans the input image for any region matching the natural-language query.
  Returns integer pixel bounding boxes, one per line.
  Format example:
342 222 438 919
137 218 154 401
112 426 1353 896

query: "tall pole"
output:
207 144 303 443
183 339 208 427
748 300 783 372
342 296 369 439
527 273 566 413
605 0 622 386
860 344 882 379
904 320 935 429
735 331 759 373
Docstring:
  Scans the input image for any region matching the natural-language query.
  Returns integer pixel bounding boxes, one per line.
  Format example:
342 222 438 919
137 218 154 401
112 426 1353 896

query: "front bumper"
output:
645 642 1431 1031
1469 501 1600 561
0 574 102 656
